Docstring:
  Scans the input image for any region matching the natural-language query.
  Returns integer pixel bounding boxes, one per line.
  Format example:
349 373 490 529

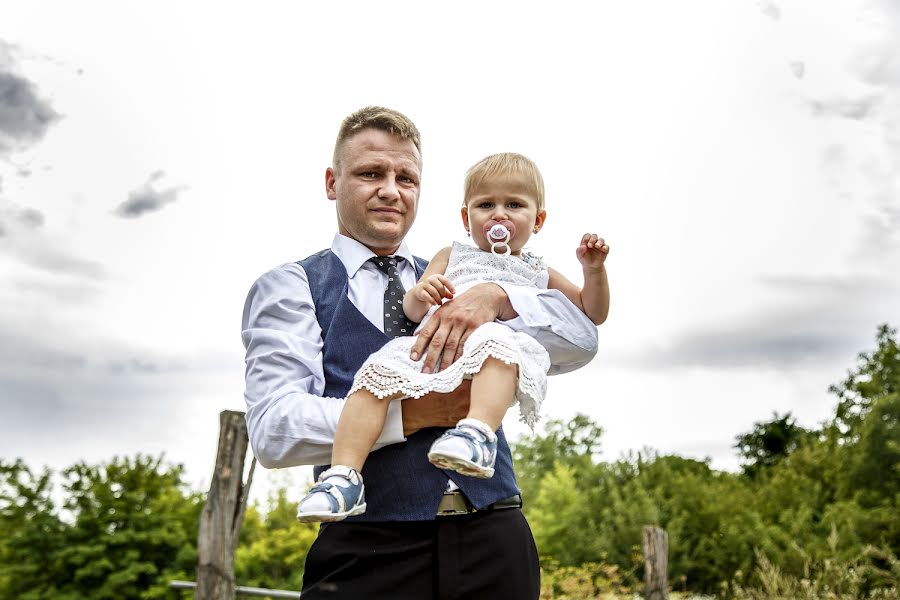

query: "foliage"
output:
514 413 603 504
728 542 900 600
0 455 202 600
0 460 69 599
539 560 629 599
517 324 899 596
734 412 812 478
235 486 318 591
2 324 898 597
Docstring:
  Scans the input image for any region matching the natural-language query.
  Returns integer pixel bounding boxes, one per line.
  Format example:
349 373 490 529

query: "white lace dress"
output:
349 241 551 427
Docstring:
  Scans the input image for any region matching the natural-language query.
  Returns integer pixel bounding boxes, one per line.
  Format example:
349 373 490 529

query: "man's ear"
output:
460 206 470 233
533 210 547 233
325 167 337 200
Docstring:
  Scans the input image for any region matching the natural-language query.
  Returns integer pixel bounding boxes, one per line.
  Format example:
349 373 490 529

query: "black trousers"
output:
301 508 540 599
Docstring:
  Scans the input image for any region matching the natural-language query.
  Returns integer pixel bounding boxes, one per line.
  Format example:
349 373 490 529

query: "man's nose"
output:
378 176 400 200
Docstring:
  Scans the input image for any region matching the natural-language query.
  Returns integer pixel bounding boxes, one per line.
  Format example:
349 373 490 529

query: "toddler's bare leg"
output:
468 357 517 431
332 389 398 471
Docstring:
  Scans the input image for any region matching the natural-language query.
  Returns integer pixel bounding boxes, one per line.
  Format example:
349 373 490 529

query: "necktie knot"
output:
370 256 402 274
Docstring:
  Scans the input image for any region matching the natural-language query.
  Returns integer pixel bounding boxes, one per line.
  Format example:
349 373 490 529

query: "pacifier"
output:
487 223 512 256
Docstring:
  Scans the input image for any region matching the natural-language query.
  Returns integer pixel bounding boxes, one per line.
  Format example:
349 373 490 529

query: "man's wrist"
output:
490 283 516 321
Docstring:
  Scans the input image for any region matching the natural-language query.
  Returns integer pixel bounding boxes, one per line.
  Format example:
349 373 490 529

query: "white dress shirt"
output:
242 233 598 468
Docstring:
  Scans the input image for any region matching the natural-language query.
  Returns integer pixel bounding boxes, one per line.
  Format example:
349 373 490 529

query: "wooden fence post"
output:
195 410 255 600
642 526 669 600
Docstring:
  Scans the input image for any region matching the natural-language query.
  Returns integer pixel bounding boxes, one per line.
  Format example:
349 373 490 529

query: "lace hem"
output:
348 338 543 429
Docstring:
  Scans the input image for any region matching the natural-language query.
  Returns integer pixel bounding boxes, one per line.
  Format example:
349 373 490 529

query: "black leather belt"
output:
436 490 522 517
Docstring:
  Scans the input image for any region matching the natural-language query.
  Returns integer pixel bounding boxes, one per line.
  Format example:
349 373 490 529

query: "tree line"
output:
2 325 898 599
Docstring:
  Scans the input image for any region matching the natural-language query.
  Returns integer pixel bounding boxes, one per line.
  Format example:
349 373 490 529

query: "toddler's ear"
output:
533 210 547 233
460 207 470 233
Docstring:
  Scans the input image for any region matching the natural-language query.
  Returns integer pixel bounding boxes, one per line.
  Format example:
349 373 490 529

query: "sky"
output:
1 0 898 504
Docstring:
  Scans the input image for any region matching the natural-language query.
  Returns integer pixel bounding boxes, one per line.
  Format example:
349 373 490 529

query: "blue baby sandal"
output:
296 465 366 522
427 418 498 479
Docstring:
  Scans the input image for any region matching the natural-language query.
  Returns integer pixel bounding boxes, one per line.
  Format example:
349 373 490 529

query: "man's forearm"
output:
401 381 472 436
498 283 599 373
491 283 519 321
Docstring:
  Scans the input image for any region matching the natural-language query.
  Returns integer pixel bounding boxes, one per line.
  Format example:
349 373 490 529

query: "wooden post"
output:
642 526 669 600
195 410 255 600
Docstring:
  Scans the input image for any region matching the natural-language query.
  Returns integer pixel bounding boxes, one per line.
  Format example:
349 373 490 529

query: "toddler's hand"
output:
414 274 455 306
576 233 609 272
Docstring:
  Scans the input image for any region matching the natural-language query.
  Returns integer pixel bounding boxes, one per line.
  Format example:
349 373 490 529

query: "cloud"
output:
808 96 881 120
1 235 106 279
0 194 104 279
802 2 900 267
114 171 188 218
0 318 234 473
624 275 896 370
105 358 188 374
757 0 781 20
0 41 60 158
0 328 88 373
0 203 44 230
634 322 857 369
850 1 900 87
11 275 101 304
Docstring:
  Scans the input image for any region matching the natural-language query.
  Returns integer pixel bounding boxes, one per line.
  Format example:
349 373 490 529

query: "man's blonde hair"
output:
332 106 422 172
463 152 545 211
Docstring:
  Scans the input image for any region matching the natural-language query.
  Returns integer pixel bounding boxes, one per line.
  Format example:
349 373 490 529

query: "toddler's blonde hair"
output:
463 152 545 211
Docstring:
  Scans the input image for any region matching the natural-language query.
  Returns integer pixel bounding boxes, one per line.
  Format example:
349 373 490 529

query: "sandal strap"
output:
306 481 345 513
439 428 488 464
308 466 364 515
318 465 359 482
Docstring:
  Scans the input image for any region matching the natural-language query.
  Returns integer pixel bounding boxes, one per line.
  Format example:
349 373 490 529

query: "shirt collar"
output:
331 233 416 278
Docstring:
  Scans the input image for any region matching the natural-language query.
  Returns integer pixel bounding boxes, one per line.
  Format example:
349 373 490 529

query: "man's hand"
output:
576 233 610 273
409 283 514 373
401 380 471 436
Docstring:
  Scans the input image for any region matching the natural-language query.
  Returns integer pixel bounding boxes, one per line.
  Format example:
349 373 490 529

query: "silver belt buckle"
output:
436 491 472 516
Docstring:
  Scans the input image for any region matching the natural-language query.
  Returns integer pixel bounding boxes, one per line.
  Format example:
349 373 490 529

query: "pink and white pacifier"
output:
487 223 512 256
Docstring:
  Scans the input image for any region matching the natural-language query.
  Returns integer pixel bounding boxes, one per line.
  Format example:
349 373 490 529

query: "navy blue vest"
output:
298 249 521 521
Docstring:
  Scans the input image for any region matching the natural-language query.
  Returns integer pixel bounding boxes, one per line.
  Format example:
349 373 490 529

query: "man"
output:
242 106 597 598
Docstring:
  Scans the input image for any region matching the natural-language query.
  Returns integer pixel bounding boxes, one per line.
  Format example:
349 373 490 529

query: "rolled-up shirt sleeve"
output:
242 263 405 468
495 282 598 375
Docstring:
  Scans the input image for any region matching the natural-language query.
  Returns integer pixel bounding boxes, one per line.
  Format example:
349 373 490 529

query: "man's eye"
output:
398 176 414 184
361 172 377 179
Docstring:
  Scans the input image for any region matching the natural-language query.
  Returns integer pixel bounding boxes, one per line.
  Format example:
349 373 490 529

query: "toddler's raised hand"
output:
576 233 609 272
414 274 456 306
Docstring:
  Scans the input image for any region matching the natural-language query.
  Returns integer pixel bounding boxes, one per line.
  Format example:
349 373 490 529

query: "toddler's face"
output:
462 171 546 255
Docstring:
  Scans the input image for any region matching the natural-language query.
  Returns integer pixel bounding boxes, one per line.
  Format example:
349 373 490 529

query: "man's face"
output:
326 128 422 256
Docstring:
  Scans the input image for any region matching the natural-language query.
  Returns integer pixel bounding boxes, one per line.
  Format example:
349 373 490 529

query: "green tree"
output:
60 455 203 599
0 460 70 599
734 412 811 478
0 455 202 600
235 487 318 591
514 414 603 504
830 324 900 441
